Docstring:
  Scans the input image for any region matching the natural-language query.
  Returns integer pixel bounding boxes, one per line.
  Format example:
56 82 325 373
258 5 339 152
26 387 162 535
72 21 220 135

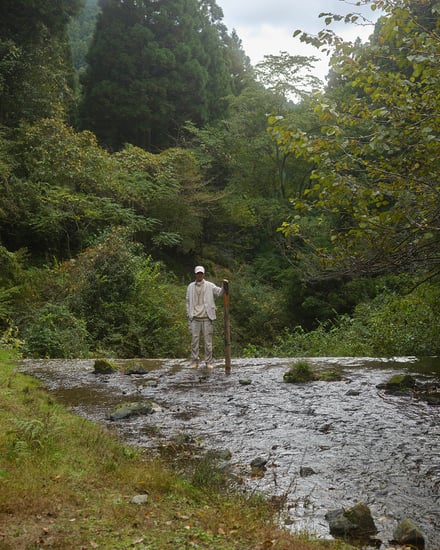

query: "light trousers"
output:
190 318 213 365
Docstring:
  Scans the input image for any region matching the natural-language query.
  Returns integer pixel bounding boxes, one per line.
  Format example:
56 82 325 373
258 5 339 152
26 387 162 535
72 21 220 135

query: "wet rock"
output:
318 423 332 433
424 392 440 406
346 389 361 396
326 502 377 539
108 401 162 421
326 508 352 536
367 536 382 548
299 466 316 477
93 358 117 374
131 494 149 505
206 448 232 461
124 366 150 375
377 374 440 405
392 518 425 548
377 374 416 394
239 378 252 385
139 379 159 388
250 457 267 471
416 382 440 406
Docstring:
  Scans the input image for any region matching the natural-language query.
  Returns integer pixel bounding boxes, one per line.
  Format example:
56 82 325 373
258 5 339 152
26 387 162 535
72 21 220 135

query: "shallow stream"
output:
18 356 440 549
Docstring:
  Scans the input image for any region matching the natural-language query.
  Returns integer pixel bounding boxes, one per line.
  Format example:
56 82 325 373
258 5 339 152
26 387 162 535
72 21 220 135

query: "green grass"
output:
283 361 344 384
0 349 354 549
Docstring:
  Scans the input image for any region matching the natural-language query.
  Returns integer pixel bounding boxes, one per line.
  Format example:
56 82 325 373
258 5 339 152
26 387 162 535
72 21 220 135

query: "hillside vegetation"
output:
0 0 439 359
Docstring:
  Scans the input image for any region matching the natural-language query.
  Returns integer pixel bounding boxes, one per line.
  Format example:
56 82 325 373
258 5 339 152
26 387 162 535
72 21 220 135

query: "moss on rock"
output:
93 358 117 374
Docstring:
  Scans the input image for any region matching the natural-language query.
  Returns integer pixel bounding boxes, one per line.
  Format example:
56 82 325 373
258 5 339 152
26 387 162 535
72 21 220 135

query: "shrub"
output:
67 230 141 350
229 272 287 351
21 303 89 358
66 230 188 358
272 280 440 357
122 261 188 358
283 360 316 383
355 283 440 356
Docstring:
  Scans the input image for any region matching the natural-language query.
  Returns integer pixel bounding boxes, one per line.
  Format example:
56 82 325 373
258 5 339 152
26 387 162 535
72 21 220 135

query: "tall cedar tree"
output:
79 0 233 151
0 0 82 126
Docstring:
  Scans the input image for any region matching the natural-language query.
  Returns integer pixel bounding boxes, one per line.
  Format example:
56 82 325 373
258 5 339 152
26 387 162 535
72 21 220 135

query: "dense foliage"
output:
0 0 439 359
78 0 243 151
0 0 82 126
272 0 440 281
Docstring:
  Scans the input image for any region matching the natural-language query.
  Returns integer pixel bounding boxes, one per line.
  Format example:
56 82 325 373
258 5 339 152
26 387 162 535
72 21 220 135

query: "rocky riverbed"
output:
18 356 440 549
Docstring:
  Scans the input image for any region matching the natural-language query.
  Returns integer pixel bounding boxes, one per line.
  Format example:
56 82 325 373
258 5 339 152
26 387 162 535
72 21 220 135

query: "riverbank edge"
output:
0 350 354 549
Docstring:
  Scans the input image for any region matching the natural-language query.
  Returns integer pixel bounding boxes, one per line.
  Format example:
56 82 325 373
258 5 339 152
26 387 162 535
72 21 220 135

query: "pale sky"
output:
217 0 380 83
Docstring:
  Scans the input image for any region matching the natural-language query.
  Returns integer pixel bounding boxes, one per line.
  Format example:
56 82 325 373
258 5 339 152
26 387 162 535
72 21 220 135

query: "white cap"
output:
194 265 205 274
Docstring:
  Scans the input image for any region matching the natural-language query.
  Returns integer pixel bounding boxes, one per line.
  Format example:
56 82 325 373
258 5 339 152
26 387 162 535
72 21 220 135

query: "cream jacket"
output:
186 280 224 321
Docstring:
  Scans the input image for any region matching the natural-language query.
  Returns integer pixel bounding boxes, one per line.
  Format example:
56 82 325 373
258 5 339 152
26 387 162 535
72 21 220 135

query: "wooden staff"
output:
223 280 231 373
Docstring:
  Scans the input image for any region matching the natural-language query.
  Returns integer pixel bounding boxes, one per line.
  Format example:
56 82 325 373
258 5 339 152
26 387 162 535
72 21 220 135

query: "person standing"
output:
186 266 227 368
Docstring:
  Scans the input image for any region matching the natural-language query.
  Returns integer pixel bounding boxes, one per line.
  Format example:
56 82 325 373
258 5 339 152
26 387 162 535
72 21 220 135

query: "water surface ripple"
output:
18 357 440 549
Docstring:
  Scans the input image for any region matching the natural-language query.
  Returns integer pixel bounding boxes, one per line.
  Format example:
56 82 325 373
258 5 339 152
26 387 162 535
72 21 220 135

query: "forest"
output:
0 0 439 360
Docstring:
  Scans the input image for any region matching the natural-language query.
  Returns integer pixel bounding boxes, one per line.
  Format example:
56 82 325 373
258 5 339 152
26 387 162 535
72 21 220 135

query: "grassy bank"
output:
0 350 353 549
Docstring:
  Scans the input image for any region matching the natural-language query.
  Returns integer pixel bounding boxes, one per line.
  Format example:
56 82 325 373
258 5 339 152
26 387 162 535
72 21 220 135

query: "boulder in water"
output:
377 374 416 394
392 518 425 548
93 358 117 374
108 401 162 421
326 502 377 539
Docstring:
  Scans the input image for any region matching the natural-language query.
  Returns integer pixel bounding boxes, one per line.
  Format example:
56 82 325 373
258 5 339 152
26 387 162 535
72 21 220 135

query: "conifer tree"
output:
78 0 235 151
0 0 82 126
